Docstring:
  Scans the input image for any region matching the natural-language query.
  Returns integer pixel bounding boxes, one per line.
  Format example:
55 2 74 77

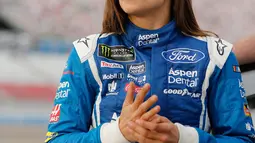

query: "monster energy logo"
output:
101 45 111 57
98 44 135 62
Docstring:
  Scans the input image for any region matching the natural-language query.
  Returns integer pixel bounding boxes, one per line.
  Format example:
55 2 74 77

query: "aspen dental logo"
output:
138 33 159 46
98 44 135 62
55 81 70 100
162 48 205 63
168 68 199 88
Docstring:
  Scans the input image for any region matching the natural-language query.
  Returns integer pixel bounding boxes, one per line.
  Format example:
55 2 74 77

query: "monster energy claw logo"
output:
101 45 111 57
98 44 135 61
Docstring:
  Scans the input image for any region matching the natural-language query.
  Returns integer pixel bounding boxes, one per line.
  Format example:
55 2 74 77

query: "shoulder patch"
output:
207 36 233 69
73 34 100 63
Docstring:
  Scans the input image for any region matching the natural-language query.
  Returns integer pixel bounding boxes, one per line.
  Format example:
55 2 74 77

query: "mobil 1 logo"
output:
98 44 135 62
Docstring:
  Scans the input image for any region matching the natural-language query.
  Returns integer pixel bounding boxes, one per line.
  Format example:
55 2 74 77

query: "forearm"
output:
175 123 253 143
48 119 130 143
47 126 102 143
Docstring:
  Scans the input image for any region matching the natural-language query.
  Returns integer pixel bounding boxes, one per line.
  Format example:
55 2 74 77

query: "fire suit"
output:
45 20 255 143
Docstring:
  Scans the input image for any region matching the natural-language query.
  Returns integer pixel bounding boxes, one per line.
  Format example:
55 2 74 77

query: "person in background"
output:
45 0 255 143
233 35 255 65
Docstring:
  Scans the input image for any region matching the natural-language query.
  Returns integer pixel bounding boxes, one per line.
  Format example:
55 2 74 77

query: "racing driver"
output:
45 0 255 143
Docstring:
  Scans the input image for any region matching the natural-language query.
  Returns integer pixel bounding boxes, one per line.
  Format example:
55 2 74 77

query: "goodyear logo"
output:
98 44 135 62
45 132 58 143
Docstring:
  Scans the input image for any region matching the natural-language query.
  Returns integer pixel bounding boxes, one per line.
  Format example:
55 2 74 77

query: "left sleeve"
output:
175 52 255 143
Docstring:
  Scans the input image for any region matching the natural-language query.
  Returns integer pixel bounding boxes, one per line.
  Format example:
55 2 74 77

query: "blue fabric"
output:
45 20 255 143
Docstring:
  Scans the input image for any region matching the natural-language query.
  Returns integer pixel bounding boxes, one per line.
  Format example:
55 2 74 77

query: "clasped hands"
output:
119 82 179 143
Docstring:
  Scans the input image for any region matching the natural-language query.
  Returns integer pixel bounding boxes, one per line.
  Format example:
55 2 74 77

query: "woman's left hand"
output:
127 115 179 143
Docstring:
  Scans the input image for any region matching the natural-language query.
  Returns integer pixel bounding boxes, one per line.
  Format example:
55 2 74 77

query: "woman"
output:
45 0 255 143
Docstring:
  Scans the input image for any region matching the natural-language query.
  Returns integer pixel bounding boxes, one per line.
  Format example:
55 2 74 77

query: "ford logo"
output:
162 48 205 63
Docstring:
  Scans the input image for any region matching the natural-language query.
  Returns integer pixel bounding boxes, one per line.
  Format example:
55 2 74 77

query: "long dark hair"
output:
102 0 213 36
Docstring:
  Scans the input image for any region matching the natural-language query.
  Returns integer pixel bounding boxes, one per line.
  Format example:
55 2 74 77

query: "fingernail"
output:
144 83 150 88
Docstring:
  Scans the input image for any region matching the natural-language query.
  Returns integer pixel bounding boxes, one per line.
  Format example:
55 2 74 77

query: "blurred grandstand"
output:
0 0 254 142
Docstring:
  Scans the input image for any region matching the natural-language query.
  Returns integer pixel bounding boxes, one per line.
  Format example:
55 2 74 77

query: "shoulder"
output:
72 33 115 63
206 36 233 69
182 35 233 69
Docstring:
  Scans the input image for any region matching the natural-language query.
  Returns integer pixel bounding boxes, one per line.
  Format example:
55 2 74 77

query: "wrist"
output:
174 123 199 143
100 117 130 143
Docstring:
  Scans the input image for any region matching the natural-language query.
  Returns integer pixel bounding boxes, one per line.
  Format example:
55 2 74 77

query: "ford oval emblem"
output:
162 48 205 63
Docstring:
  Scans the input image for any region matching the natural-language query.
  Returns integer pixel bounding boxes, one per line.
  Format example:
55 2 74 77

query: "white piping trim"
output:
87 35 102 126
88 55 103 126
92 108 96 128
204 109 211 132
199 61 215 129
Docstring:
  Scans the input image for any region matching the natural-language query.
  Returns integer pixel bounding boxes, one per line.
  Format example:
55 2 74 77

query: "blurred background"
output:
0 0 254 142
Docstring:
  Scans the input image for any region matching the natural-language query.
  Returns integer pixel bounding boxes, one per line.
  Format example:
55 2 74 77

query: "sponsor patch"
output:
98 44 135 62
163 88 201 98
233 65 241 73
106 80 118 96
244 104 251 117
45 132 58 143
162 48 205 63
101 61 124 69
127 74 146 85
125 83 142 93
50 104 61 123
138 33 160 46
168 68 199 88
127 62 146 75
102 73 124 80
77 37 90 47
239 79 246 98
246 122 254 131
215 39 227 56
55 82 70 100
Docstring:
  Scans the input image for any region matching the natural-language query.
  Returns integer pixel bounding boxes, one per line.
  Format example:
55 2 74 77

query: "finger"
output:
155 122 174 132
133 131 161 143
128 121 149 138
136 119 158 131
151 115 161 123
128 121 161 143
133 83 150 108
131 95 158 119
141 105 161 121
159 116 170 123
135 120 172 142
123 82 135 107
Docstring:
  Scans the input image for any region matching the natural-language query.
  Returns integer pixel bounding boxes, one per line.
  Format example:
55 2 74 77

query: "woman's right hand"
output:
119 82 161 142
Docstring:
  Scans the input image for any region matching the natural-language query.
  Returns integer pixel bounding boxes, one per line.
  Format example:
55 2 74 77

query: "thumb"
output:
122 82 135 107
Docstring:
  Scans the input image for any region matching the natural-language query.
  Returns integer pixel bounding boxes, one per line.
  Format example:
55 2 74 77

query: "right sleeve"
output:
45 45 130 143
45 47 102 143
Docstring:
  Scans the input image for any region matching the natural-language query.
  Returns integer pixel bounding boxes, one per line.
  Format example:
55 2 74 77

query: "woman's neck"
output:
128 2 171 30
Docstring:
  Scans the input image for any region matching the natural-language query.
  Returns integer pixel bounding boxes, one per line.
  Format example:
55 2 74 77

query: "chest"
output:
95 44 210 127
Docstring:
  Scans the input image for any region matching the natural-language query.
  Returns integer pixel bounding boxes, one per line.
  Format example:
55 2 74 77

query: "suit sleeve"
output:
175 52 255 143
45 48 102 143
45 48 130 143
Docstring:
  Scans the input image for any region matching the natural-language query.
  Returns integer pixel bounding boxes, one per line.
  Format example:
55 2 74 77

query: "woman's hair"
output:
101 0 214 37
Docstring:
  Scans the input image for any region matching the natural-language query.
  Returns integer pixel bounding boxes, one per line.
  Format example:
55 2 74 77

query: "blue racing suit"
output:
45 20 255 143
